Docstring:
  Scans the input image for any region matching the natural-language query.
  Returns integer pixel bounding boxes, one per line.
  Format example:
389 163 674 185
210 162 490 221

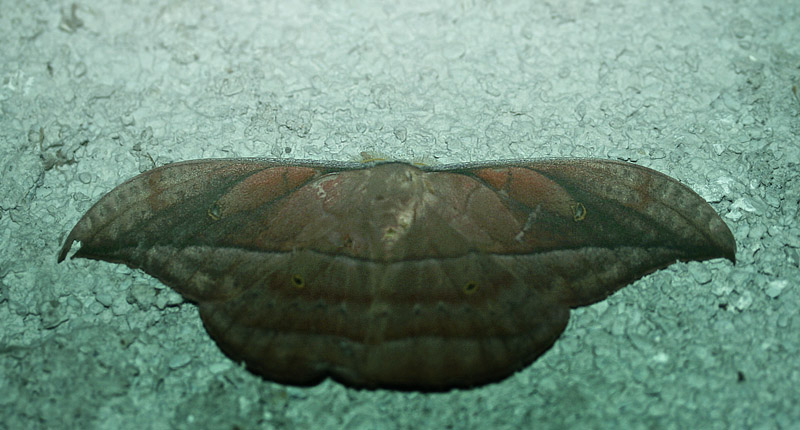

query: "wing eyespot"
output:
571 202 587 222
208 203 222 221
463 281 479 295
291 274 305 288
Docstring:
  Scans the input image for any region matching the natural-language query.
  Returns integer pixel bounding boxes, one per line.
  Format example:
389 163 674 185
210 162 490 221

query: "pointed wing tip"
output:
57 241 71 263
718 225 737 265
57 233 79 263
717 247 736 265
723 245 736 265
704 237 735 265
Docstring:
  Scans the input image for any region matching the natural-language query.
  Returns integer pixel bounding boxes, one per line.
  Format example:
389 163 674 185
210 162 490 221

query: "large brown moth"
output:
59 158 735 390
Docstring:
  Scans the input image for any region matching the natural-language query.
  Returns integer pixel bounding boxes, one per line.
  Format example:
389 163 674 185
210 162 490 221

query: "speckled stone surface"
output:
1 1 797 429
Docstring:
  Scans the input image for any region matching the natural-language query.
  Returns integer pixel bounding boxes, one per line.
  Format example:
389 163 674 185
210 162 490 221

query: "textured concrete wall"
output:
1 1 797 429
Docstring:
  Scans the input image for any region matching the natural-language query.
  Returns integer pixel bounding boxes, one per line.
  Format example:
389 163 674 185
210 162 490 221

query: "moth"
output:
59 158 735 390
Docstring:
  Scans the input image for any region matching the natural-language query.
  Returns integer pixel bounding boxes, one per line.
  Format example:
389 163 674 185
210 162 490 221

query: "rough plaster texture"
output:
1 1 798 429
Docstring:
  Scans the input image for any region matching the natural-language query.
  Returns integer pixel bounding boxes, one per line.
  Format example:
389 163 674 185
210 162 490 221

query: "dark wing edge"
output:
57 158 354 263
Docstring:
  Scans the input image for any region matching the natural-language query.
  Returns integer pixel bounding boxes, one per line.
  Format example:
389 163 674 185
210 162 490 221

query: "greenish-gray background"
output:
1 1 797 429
